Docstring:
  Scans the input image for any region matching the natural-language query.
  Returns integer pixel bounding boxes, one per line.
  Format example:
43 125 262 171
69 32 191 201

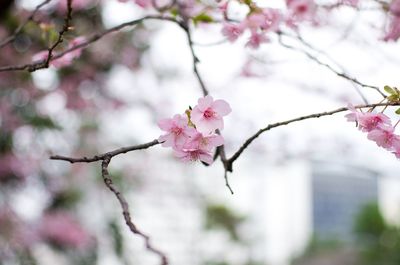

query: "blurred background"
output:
1 0 400 264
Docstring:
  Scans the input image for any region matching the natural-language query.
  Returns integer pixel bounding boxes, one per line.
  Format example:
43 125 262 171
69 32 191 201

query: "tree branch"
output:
50 139 159 163
277 31 386 98
227 102 400 167
177 22 209 97
102 156 168 265
51 139 167 264
0 15 179 72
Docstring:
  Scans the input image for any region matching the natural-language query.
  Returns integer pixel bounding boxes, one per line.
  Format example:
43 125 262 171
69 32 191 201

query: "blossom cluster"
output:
221 0 317 49
158 96 231 165
346 104 400 159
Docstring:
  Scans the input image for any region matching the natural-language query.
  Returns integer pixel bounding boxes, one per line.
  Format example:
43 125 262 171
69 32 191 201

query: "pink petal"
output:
208 134 224 147
190 108 203 125
212 100 232 116
196 118 223 134
197 96 214 111
199 152 213 165
158 119 173 131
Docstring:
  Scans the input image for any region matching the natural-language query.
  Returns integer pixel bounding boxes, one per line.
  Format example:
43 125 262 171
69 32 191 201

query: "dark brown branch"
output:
0 0 52 48
50 139 159 163
277 32 386 98
38 0 73 70
101 156 168 265
227 102 400 166
177 22 209 97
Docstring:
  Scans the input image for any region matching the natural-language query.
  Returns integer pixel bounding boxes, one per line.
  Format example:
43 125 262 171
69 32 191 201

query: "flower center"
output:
203 108 215 119
172 126 183 135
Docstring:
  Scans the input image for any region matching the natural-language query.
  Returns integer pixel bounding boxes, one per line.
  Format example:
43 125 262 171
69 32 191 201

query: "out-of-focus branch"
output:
50 139 159 163
283 31 370 104
102 157 168 265
51 139 168 265
178 22 209 97
226 102 400 166
0 15 180 72
277 31 386 98
0 0 72 72
0 0 53 48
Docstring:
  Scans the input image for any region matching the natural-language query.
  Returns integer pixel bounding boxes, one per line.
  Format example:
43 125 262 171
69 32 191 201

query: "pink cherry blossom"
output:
344 104 360 122
367 126 399 149
32 51 73 68
135 0 152 8
158 114 195 150
286 0 317 23
184 131 224 152
39 212 92 249
68 37 86 58
245 13 267 32
384 16 400 42
174 148 213 165
357 112 391 132
191 95 232 134
392 139 400 158
246 32 268 49
261 8 282 31
57 0 93 12
222 23 245 42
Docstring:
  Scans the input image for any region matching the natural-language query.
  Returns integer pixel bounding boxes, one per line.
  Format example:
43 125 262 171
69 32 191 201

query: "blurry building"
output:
311 160 378 242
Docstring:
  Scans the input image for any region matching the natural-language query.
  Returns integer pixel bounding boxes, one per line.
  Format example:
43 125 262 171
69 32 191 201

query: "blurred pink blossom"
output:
221 23 245 42
367 126 399 149
39 212 92 249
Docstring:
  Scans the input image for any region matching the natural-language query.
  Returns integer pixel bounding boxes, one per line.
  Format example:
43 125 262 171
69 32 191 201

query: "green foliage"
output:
109 220 124 257
354 203 386 238
204 204 245 241
0 132 13 153
384 85 400 102
24 114 61 130
354 203 400 265
49 189 83 210
193 13 213 25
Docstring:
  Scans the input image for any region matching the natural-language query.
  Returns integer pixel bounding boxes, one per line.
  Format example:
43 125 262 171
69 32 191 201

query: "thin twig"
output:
277 32 386 98
50 139 159 163
102 157 168 265
227 102 400 166
0 0 53 48
284 31 370 104
178 22 209 97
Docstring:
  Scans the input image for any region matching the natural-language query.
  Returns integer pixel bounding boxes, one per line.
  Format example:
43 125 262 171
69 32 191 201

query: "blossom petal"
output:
197 95 214 111
212 100 231 116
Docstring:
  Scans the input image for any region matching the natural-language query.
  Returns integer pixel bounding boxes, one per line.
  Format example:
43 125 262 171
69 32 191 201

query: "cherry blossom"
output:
183 131 224 152
357 112 391 132
39 212 92 249
158 114 196 150
158 96 231 165
191 95 231 134
367 126 399 149
174 148 213 165
246 32 269 49
222 23 245 42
